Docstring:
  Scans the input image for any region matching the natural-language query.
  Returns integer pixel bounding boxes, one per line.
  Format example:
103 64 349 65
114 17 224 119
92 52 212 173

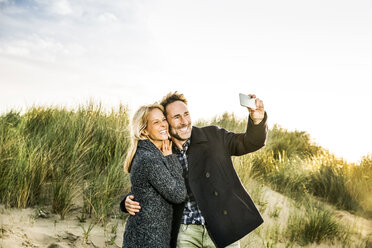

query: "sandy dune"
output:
1 186 371 248
0 205 125 248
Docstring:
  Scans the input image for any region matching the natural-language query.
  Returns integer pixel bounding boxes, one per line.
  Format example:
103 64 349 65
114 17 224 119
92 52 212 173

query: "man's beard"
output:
169 125 191 141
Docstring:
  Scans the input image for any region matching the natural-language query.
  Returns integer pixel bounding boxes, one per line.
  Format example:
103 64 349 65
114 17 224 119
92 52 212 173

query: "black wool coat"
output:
170 113 268 248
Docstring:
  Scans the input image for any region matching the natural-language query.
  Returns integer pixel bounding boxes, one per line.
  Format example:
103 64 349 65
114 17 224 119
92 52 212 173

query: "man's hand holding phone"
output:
239 93 265 125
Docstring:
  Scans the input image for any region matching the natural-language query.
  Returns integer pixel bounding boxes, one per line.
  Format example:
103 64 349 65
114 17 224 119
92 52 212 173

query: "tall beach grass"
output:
0 104 131 221
0 106 371 246
195 112 372 216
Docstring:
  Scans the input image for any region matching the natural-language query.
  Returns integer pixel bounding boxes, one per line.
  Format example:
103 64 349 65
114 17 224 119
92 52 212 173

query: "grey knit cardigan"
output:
122 139 187 248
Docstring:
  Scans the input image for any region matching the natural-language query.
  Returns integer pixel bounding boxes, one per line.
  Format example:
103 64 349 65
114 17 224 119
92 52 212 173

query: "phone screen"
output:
239 93 256 109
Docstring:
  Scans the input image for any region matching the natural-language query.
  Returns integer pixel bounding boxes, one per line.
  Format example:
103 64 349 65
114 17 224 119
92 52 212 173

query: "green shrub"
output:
266 124 323 159
349 154 372 215
308 163 360 212
286 201 346 245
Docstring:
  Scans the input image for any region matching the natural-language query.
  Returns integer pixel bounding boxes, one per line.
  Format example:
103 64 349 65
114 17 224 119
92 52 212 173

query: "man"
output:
121 92 268 248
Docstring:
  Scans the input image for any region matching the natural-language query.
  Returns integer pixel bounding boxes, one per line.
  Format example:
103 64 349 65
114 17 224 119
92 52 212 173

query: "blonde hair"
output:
124 103 165 173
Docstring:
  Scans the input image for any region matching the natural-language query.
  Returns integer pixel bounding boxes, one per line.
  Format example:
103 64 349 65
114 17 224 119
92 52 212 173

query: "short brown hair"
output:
160 91 188 115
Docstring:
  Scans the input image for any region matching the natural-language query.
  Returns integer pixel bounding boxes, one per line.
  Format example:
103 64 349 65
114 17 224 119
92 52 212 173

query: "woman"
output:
122 103 186 248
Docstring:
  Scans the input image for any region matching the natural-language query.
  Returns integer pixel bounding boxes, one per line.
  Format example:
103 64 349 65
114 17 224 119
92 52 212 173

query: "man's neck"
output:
172 138 187 151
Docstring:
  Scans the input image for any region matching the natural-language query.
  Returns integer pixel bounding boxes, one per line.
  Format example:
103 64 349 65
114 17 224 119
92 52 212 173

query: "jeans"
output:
177 224 240 248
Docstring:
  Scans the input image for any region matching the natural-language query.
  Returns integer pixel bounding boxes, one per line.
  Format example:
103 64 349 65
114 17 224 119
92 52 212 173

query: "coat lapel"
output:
187 127 208 172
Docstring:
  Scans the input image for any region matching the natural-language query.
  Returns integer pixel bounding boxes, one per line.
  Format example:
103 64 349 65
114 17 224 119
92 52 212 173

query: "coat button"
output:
223 210 228 215
205 172 210 178
214 191 219 196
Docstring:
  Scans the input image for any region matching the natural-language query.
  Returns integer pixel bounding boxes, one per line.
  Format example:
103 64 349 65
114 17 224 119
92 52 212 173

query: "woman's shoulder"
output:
137 140 159 153
133 140 163 165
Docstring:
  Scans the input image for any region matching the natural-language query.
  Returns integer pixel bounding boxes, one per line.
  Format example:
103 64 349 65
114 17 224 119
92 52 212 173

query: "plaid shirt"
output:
173 139 205 225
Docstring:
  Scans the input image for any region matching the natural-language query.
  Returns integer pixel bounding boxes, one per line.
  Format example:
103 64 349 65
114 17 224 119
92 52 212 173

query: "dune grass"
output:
0 104 131 221
197 113 371 216
286 199 347 245
0 107 371 246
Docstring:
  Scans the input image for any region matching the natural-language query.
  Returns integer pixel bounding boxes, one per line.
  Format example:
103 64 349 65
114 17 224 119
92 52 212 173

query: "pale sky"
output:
1 0 371 163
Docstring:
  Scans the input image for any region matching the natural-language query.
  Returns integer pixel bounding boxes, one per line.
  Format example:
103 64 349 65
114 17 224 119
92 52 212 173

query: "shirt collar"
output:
173 139 191 153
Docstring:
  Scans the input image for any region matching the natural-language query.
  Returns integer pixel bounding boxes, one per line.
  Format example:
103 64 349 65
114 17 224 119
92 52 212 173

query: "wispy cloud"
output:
1 0 371 162
0 0 162 118
38 0 73 15
0 0 146 60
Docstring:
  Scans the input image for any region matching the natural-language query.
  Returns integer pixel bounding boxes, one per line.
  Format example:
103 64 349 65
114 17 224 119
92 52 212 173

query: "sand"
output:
1 186 371 248
241 185 372 247
0 205 125 248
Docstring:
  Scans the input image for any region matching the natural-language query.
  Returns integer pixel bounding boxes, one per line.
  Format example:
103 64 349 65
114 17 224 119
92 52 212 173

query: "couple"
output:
121 92 268 248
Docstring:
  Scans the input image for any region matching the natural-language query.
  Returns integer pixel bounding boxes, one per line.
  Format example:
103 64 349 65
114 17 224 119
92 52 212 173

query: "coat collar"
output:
137 139 166 158
190 126 208 144
138 139 159 152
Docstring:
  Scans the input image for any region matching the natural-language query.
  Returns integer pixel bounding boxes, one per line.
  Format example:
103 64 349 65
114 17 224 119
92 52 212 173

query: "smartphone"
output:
239 93 256 109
